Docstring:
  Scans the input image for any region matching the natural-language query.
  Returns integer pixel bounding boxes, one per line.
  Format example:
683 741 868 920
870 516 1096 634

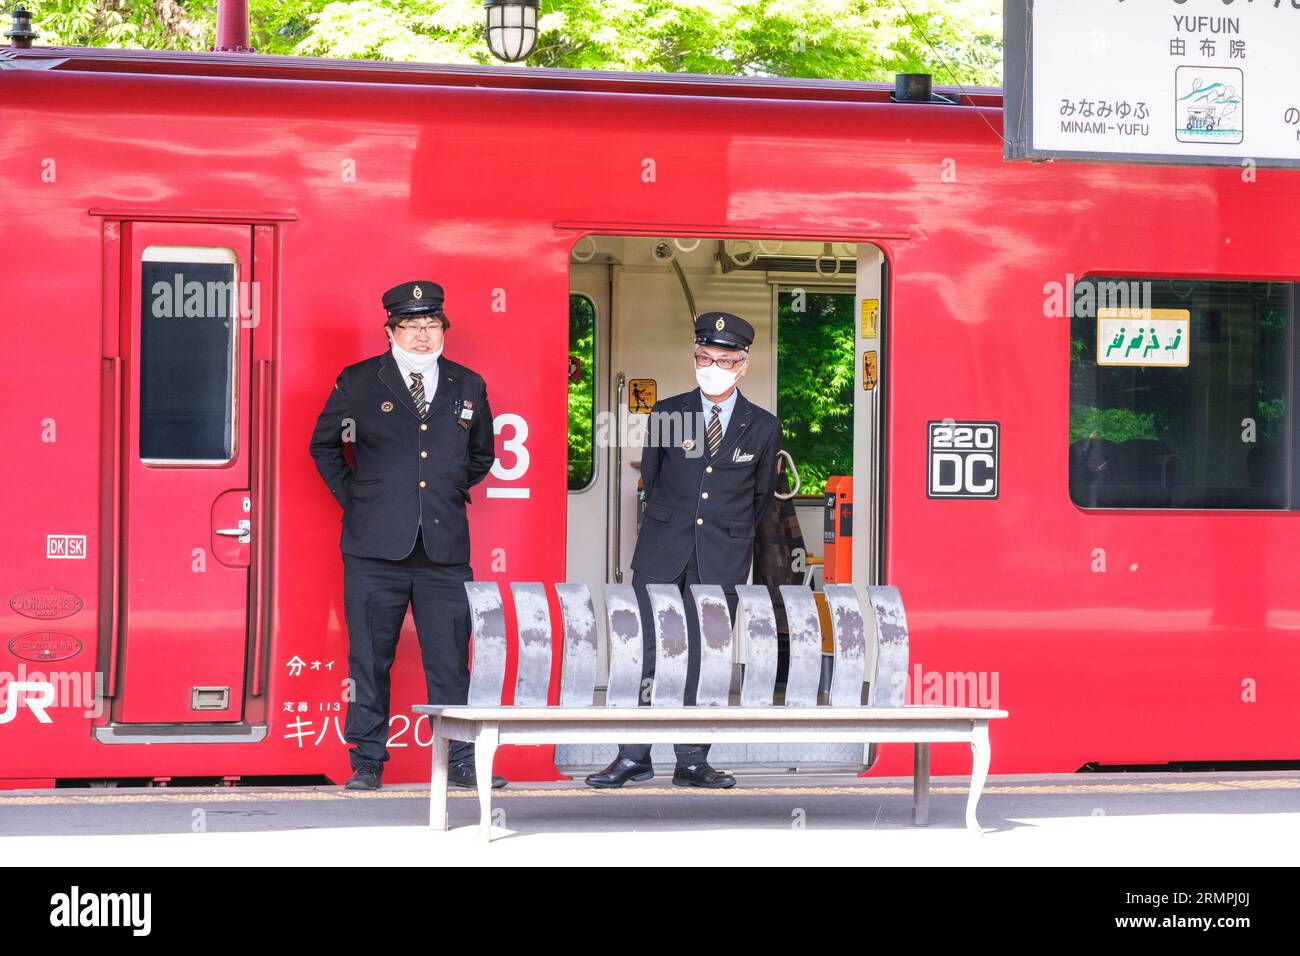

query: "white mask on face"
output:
695 361 739 397
388 332 442 372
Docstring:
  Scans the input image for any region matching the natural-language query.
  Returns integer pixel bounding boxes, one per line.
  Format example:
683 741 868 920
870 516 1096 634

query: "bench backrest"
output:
509 583 553 707
554 583 599 707
823 584 868 707
865 584 910 708
735 585 778 706
600 584 644 707
463 581 910 709
465 582 508 707
776 585 823 707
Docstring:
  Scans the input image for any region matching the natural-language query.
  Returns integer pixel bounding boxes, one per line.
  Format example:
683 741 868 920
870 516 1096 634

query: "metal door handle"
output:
215 519 251 543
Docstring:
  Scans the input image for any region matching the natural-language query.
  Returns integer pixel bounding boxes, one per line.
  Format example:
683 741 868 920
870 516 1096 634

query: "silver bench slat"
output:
601 584 644 708
824 584 869 708
464 582 507 707
555 583 598 707
866 585 909 708
777 585 822 707
509 583 552 708
735 585 778 707
646 584 689 707
688 584 733 707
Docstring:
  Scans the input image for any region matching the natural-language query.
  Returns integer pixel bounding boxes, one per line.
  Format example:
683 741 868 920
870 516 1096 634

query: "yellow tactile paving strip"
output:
2 776 1298 806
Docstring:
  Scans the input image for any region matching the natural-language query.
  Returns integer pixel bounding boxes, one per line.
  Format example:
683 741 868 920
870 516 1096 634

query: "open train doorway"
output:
563 235 886 773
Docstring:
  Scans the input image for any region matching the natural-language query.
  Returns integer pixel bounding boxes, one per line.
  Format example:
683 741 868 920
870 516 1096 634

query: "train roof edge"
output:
0 44 1004 108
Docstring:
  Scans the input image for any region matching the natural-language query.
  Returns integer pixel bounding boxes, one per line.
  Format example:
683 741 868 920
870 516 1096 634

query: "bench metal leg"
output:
428 717 449 831
966 722 991 830
912 742 930 827
476 723 499 842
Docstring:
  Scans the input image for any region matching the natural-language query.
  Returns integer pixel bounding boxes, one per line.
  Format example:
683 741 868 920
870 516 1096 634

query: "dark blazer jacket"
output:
631 387 781 585
309 350 495 564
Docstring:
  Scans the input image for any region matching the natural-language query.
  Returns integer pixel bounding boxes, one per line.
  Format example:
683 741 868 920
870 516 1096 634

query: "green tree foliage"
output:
25 0 1003 86
26 0 214 48
776 289 855 494
1068 405 1159 445
567 294 596 489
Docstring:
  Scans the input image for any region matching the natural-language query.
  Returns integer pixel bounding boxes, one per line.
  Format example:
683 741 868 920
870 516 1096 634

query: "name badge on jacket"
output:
455 399 474 429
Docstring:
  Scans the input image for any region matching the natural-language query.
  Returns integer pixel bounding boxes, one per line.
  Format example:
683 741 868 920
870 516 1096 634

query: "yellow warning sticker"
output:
628 379 656 413
862 299 880 338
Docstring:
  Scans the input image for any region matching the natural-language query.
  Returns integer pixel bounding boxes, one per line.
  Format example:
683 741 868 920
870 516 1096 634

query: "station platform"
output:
3 770 1297 866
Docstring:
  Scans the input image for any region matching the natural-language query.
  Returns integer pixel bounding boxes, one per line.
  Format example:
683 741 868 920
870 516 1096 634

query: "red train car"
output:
1 39 1297 788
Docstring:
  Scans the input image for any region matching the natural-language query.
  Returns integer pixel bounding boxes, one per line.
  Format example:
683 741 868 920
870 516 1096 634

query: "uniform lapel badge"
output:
455 398 472 429
732 447 755 463
380 400 394 413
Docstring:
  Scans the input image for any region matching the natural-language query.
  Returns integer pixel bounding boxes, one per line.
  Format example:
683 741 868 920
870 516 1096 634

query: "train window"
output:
567 293 597 490
776 286 855 494
1070 276 1294 509
139 248 238 463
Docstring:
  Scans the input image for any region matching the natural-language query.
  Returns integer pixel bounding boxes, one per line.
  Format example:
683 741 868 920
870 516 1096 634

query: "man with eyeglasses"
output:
587 311 781 789
310 280 506 792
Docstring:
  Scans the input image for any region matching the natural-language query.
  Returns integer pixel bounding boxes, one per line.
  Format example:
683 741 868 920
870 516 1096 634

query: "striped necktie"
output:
408 372 427 419
706 404 722 458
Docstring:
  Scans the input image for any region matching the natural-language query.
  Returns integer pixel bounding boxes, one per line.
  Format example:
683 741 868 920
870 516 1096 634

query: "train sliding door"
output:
561 235 886 771
109 222 260 725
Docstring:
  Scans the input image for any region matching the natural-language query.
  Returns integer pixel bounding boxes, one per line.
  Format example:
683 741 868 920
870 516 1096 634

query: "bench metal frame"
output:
415 583 1007 840
417 705 996 839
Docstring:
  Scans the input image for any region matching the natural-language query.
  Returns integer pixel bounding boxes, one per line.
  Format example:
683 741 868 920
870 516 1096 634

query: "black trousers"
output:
619 549 739 769
341 529 474 770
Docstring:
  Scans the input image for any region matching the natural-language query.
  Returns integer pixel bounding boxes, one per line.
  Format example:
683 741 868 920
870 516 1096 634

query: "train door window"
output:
568 293 597 490
139 247 239 463
1069 276 1295 509
776 286 855 494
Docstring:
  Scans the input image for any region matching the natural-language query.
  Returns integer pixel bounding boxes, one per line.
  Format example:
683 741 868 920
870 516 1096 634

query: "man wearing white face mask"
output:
587 311 781 789
310 280 504 792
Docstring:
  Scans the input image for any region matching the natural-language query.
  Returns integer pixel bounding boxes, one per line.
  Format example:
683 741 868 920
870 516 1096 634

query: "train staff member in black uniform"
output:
587 311 781 789
310 281 506 792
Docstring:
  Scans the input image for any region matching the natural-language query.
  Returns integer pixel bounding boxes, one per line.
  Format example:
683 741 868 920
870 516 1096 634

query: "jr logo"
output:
0 681 55 724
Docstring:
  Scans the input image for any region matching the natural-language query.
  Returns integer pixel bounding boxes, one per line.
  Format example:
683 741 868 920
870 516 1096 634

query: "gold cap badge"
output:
413 285 423 299
714 317 725 331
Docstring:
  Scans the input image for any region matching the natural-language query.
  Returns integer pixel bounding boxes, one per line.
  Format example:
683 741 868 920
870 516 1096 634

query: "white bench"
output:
416 583 1007 840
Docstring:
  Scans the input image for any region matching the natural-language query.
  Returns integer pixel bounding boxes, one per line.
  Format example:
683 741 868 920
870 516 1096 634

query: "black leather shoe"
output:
344 763 382 791
672 763 736 788
585 756 654 788
448 761 508 790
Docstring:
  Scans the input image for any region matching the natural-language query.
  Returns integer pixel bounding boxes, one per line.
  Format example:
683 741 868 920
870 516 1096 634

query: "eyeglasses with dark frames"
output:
395 320 445 335
694 350 747 371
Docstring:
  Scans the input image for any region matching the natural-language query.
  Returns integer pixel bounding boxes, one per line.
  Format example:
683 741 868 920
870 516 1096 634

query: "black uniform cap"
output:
694 311 754 351
382 281 447 327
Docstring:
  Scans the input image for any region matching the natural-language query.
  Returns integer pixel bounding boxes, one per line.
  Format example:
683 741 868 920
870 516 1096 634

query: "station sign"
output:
1004 0 1300 168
